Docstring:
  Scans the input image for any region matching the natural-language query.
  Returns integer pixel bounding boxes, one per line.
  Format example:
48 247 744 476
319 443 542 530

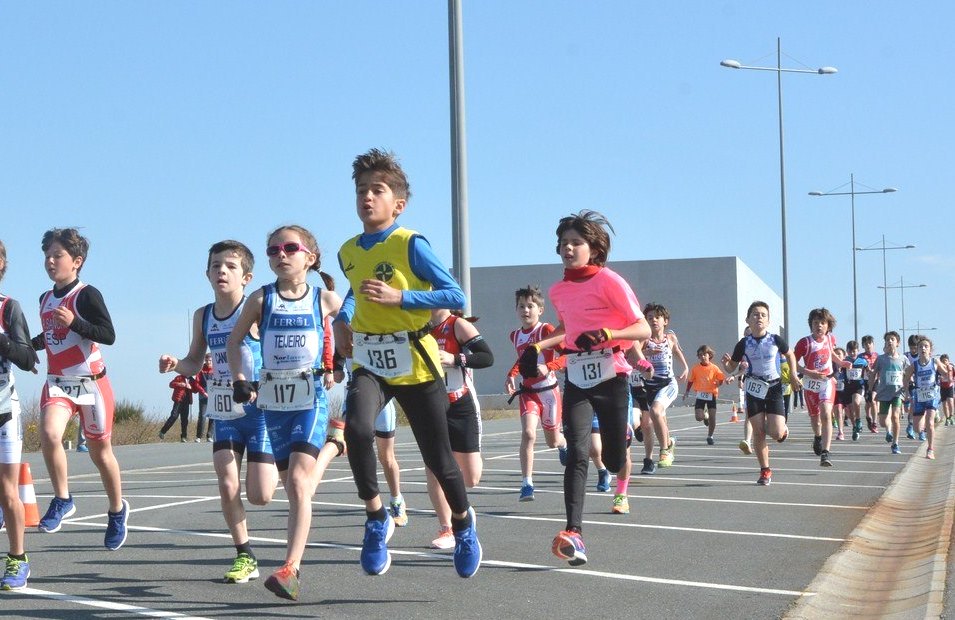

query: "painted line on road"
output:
11 587 214 620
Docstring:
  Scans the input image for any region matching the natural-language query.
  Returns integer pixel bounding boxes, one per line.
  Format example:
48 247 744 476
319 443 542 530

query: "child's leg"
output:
282 451 319 570
590 430 605 469
751 413 769 469
0 463 24 555
650 401 670 449
425 468 451 532
179 402 190 439
819 402 833 451
213 448 249 544
707 403 717 437
39 405 72 499
694 406 706 422
87 439 123 512
343 371 390 512
376 436 401 499
520 413 539 480
926 409 936 450
640 411 654 460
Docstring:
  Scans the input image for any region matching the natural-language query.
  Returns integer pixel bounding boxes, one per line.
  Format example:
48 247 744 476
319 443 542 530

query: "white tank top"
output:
203 298 262 381
259 283 323 371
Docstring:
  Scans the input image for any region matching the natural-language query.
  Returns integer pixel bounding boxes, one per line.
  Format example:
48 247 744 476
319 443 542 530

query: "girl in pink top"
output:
518 210 650 567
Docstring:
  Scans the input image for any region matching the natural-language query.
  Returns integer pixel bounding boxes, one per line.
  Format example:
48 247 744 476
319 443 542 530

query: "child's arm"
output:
226 289 264 403
159 306 208 377
442 318 494 369
62 285 116 346
902 364 914 387
670 333 689 382
0 298 37 372
360 235 465 310
785 351 802 393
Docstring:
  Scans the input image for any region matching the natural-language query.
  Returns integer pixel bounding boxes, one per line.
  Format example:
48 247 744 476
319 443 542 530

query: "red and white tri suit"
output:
507 322 563 430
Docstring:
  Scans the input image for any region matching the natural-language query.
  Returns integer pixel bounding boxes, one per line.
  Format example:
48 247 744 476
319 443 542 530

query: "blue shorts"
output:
264 388 329 470
212 404 273 461
912 398 940 416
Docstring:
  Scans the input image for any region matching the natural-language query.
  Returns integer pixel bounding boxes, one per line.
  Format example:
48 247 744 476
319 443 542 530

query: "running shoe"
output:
891 443 901 455
452 507 482 578
918 431 926 442
0 555 29 591
658 438 675 467
360 512 394 575
756 468 772 486
738 440 753 455
640 458 656 475
558 445 568 466
812 436 822 456
611 494 630 514
105 499 130 550
519 483 535 502
702 412 709 425
706 436 715 446
595 468 611 492
820 451 832 467
634 427 644 443
390 498 409 527
264 562 300 601
38 496 76 533
885 431 894 444
77 443 89 453
854 419 863 434
224 552 259 584
551 530 587 566
906 423 916 440
836 432 845 441
852 427 860 442
180 438 187 443
869 421 878 433
927 449 936 460
431 527 454 550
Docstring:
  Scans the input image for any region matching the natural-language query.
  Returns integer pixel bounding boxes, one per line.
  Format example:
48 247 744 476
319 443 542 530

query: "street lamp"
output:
809 174 897 341
721 38 836 339
856 236 915 334
878 276 927 345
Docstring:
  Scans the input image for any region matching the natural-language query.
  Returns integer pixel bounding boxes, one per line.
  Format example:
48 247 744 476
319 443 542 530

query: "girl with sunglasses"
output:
226 224 341 601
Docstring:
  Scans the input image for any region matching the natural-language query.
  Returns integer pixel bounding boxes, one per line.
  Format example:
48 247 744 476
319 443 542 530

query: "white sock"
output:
522 476 533 486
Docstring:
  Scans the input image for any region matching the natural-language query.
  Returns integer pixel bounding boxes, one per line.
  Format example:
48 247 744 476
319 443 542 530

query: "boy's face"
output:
919 340 931 357
356 171 406 233
863 340 875 352
810 318 830 338
558 229 592 269
746 306 769 333
847 344 858 356
44 241 83 286
698 351 711 364
884 336 899 353
206 250 252 295
647 311 667 334
516 297 542 328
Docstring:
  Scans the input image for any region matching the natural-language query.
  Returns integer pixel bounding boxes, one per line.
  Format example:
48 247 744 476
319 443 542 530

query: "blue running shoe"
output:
77 443 89 453
918 431 926 442
596 468 611 492
552 530 587 566
906 424 915 440
519 483 535 502
892 443 901 455
0 508 4 531
38 496 76 533
105 499 129 550
453 507 482 578
885 431 894 444
0 555 29 590
360 512 394 575
557 445 568 466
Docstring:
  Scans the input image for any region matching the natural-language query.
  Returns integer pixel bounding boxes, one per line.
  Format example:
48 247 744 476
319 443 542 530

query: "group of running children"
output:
0 148 948 599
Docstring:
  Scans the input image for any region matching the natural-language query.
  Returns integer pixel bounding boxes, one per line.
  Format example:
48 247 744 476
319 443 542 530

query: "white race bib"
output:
885 370 903 387
743 376 770 399
836 380 845 391
47 375 96 406
629 371 645 388
917 386 937 403
0 372 11 415
353 333 414 379
206 381 246 420
566 349 615 389
696 391 714 402
802 376 828 394
256 367 315 412
847 368 864 381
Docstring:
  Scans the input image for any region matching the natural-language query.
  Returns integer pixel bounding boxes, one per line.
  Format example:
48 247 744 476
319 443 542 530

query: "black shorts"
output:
630 386 649 412
835 391 853 407
942 385 954 400
745 382 785 416
447 392 482 453
694 398 717 412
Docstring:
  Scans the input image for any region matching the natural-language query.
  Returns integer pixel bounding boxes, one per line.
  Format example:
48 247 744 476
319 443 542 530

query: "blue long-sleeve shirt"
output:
336 224 465 324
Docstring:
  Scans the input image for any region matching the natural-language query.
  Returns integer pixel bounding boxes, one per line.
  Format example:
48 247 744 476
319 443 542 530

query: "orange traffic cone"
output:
730 403 739 423
19 463 39 527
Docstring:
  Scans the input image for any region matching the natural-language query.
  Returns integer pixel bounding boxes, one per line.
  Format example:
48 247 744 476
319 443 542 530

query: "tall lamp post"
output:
721 39 836 339
856 236 915 334
878 277 927 345
809 174 897 341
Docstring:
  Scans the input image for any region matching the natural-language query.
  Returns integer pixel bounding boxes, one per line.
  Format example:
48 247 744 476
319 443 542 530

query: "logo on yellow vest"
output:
374 262 395 282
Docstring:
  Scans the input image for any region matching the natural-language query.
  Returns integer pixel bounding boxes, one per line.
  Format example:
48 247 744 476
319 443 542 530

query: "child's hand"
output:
438 350 456 367
359 279 402 306
52 306 74 328
158 355 177 373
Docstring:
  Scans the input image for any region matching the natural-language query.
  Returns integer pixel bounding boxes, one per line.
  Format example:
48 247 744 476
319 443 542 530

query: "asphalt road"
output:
0 405 924 619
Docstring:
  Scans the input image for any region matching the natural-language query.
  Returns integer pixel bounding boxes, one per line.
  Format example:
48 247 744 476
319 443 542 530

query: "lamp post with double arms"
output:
809 174 897 341
721 38 836 340
856 236 915 334
878 277 927 345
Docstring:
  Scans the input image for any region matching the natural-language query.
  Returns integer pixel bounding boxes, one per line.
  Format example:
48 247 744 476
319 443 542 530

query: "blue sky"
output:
2 2 952 416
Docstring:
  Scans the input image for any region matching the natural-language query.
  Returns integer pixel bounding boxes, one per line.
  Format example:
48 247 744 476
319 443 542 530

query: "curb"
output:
786 424 954 619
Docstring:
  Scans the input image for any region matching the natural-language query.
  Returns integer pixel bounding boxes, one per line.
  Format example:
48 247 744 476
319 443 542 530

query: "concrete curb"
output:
786 425 955 619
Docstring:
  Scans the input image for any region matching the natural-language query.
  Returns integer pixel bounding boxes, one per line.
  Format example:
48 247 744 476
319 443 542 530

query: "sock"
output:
7 553 26 562
615 476 629 495
567 525 581 534
450 510 473 532
597 467 608 477
236 542 254 559
391 494 403 506
367 506 387 522
522 476 533 486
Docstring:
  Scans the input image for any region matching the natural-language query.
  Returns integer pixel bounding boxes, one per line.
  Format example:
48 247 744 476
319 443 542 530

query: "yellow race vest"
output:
339 227 442 385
